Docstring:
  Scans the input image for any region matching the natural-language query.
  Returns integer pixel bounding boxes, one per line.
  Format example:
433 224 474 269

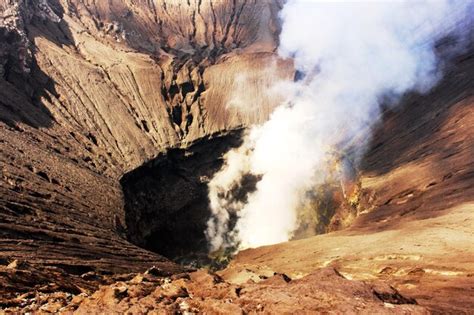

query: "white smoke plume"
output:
205 0 473 252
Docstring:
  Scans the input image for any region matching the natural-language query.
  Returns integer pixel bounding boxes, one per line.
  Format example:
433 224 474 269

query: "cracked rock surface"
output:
0 0 292 280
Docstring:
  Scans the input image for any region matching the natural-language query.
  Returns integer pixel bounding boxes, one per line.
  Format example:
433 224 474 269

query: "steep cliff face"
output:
0 0 292 284
2 0 291 171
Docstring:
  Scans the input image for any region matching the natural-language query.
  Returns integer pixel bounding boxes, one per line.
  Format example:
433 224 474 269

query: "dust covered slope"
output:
222 49 474 313
0 0 292 290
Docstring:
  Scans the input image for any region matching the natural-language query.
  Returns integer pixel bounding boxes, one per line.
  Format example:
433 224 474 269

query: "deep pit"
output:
120 130 245 268
120 129 363 268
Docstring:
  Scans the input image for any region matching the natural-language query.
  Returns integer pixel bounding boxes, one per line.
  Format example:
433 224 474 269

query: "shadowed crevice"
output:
120 130 244 263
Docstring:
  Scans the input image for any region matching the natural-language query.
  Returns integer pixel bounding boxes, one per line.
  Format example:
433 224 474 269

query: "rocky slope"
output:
0 0 290 277
3 262 432 314
0 0 473 313
221 50 474 313
0 0 295 305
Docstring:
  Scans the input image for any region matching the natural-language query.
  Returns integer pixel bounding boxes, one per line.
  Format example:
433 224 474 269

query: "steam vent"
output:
1 0 473 313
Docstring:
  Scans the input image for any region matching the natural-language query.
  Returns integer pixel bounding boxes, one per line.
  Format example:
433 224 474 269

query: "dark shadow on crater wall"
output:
353 44 474 232
120 130 244 262
360 29 474 176
361 47 474 177
0 0 73 129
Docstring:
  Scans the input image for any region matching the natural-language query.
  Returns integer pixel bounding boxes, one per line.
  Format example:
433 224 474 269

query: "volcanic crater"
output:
0 0 473 313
